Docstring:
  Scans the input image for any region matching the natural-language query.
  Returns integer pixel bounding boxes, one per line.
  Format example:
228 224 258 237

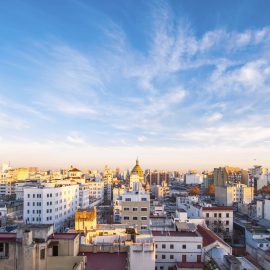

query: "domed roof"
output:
131 158 144 178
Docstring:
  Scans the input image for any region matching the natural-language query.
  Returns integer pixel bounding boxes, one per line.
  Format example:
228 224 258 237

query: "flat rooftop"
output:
50 233 79 240
0 233 17 242
81 252 128 270
152 230 198 237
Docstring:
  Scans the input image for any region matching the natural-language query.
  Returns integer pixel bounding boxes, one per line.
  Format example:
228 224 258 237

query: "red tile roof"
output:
202 206 233 211
197 225 230 248
177 262 204 269
0 233 17 242
81 252 128 270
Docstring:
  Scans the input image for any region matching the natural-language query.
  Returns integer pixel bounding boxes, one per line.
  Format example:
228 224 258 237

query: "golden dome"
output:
131 158 144 178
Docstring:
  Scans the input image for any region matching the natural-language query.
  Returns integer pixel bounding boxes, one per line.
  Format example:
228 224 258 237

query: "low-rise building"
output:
0 224 85 270
153 230 204 270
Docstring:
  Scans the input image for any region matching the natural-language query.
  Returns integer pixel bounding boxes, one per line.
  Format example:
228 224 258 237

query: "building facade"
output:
23 183 79 230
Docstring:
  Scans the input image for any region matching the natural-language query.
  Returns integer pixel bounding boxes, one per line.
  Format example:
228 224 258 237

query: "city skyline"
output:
1 0 270 169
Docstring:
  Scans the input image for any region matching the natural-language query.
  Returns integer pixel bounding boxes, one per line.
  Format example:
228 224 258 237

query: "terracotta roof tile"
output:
197 225 230 248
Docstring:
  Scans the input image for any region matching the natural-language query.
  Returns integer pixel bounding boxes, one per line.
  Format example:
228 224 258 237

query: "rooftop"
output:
152 230 198 237
176 262 204 269
202 206 234 211
81 252 128 270
0 233 17 242
197 225 230 248
50 233 79 240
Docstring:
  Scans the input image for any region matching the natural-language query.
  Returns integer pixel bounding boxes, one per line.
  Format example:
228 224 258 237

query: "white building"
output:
114 189 150 230
257 199 270 221
79 184 90 209
153 230 204 270
177 204 233 235
215 183 254 206
88 180 104 201
250 165 269 191
185 172 203 185
23 183 79 230
202 206 233 235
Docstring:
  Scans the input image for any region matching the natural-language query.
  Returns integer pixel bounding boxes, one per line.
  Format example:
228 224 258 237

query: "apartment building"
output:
23 183 79 230
114 190 150 230
202 206 233 234
184 171 203 185
249 165 269 191
153 230 204 270
215 184 254 206
88 180 104 201
79 184 90 209
214 167 249 186
183 204 233 235
257 198 270 220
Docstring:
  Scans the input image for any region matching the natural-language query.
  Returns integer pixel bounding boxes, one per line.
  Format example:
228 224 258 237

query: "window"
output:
33 194 35 198
27 194 30 198
182 244 186 249
162 255 166 259
162 244 166 249
197 245 201 249
170 255 174 259
155 244 158 248
133 216 138 220
133 208 138 211
123 216 129 220
197 255 201 262
226 213 229 218
0 243 3 252
214 213 217 218
40 249 45 260
125 198 131 201
52 246 58 256
141 207 147 211
124 207 129 211
206 213 209 218
226 221 229 225
170 244 174 249
141 198 147 201
141 216 147 220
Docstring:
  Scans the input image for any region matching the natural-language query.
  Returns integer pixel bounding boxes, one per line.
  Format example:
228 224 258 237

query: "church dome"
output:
131 158 144 178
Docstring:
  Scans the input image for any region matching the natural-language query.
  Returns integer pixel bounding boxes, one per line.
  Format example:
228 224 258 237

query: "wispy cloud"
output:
1 2 270 168
66 132 86 145
0 113 29 129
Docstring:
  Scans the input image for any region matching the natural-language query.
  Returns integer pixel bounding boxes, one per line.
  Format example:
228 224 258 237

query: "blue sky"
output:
1 0 270 170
